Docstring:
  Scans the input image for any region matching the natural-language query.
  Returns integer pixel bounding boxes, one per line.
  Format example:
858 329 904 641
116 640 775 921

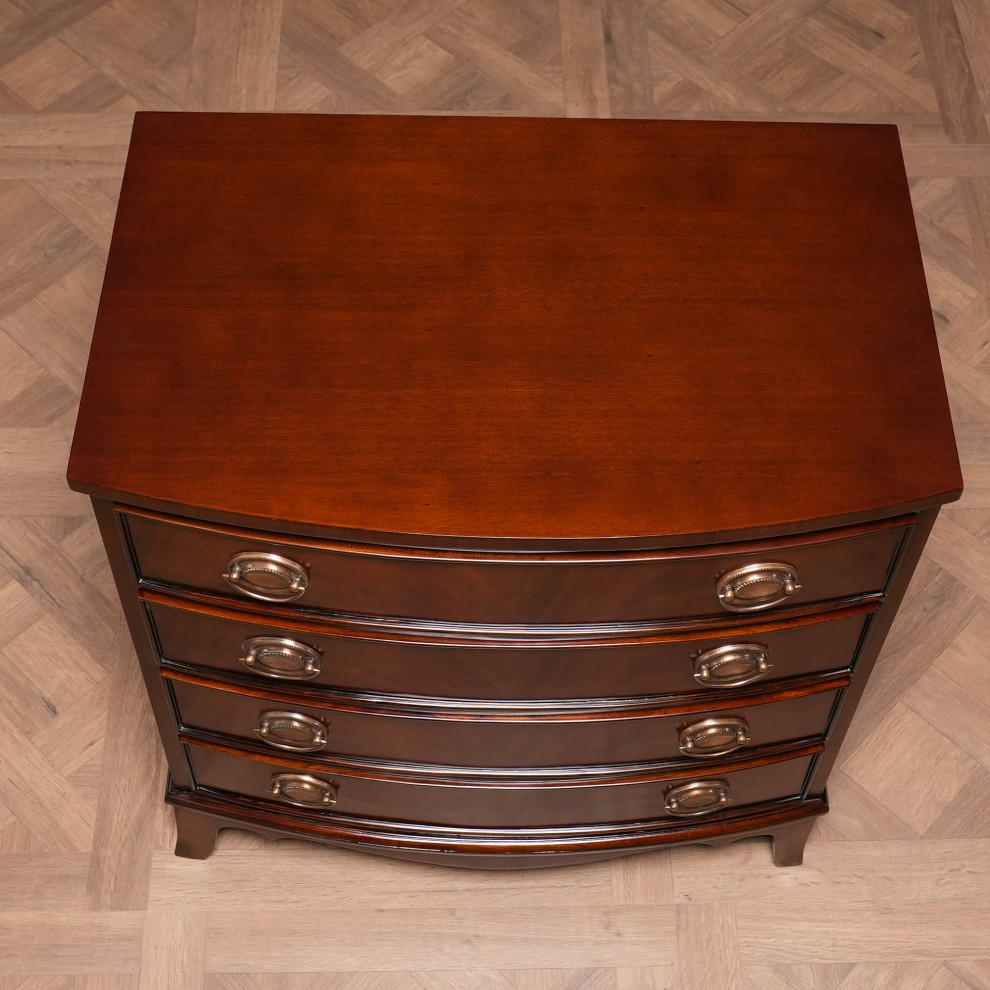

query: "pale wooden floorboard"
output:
2 0 990 986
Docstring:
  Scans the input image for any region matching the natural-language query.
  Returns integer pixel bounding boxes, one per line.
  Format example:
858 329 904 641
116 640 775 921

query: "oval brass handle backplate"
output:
678 717 751 758
239 636 322 680
665 780 732 817
693 643 773 689
256 710 329 752
223 551 309 603
269 773 338 809
716 562 800 612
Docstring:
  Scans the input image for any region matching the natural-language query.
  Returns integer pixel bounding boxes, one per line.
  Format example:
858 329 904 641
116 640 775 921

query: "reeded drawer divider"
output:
180 730 824 784
134 572 889 634
140 584 884 644
162 663 850 717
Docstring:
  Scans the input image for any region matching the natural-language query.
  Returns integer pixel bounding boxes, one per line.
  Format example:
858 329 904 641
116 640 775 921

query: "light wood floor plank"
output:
946 960 990 988
793 16 938 111
833 962 944 990
925 512 990 606
710 0 829 61
187 0 283 111
609 850 674 904
339 0 468 75
902 143 990 177
0 852 91 910
138 911 207 990
205 907 677 972
0 912 144 977
671 838 990 905
0 706 94 849
952 0 990 137
738 901 990 964
86 620 167 911
428 15 564 114
839 567 978 755
676 904 742 990
28 178 118 251
601 0 654 117
741 963 853 990
559 0 610 117
149 848 613 911
615 968 678 990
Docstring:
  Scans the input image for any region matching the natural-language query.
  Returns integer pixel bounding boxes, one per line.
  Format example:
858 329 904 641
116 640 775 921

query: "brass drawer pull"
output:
239 636 321 680
256 711 329 752
223 551 309 602
678 717 750 758
716 562 800 612
269 773 337 808
665 780 731 817
694 643 773 689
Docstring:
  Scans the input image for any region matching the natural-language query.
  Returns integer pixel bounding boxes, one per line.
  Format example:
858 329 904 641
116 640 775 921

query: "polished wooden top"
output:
69 113 961 546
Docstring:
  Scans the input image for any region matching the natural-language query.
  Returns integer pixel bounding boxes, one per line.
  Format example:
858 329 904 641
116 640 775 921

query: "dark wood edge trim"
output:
91 497 195 789
118 502 916 564
806 506 942 795
846 607 881 677
65 469 960 548
166 783 828 856
179 732 824 785
881 521 913 593
139 585 884 644
162 663 850 719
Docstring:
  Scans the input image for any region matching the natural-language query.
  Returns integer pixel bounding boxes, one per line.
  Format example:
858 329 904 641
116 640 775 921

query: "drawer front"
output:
125 509 908 624
169 674 841 767
186 742 816 828
149 595 873 700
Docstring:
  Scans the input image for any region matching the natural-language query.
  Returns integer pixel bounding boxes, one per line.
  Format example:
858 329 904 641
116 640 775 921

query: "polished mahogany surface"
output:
67 113 961 546
70 116 962 868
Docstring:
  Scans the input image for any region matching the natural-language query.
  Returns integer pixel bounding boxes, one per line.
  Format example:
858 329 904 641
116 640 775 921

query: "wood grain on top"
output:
67 113 962 544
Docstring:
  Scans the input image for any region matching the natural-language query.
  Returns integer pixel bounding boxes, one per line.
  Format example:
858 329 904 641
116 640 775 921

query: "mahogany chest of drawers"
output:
68 113 962 868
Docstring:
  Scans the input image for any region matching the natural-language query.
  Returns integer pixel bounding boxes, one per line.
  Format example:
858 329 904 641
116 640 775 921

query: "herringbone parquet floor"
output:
2 0 990 987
